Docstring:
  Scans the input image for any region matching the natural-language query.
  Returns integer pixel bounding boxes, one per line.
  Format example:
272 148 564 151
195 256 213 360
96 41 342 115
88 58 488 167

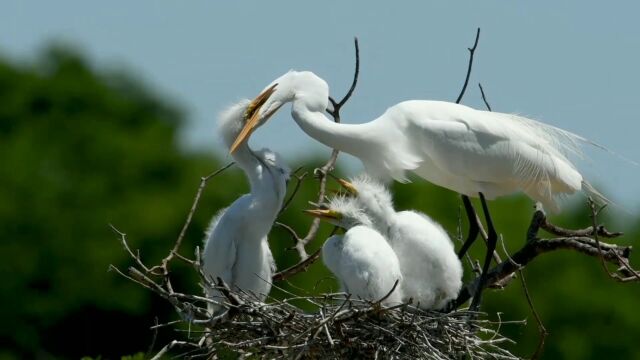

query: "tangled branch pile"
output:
121 267 520 359
110 194 635 359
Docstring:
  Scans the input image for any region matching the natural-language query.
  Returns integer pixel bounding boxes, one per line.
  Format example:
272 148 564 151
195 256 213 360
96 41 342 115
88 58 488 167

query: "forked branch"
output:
452 203 636 308
273 37 360 281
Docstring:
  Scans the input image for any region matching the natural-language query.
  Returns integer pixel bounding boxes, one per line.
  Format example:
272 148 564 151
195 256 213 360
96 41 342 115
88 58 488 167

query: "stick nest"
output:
149 280 520 360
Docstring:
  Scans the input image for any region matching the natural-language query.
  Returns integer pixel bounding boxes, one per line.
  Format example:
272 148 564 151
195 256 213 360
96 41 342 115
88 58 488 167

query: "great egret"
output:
338 175 463 310
305 196 404 306
202 99 290 314
230 70 606 309
232 70 602 211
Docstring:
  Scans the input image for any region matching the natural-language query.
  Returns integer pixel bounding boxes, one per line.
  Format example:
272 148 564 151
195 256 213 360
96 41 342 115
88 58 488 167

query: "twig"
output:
149 162 234 275
279 167 308 215
452 206 636 308
478 83 492 111
518 268 547 360
540 213 622 238
272 248 322 282
273 37 360 280
328 37 360 113
499 228 546 358
151 340 200 360
146 317 160 357
455 28 481 104
588 198 640 282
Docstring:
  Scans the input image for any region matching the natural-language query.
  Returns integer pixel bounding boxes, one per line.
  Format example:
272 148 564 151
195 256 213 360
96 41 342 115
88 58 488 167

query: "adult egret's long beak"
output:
337 178 359 196
229 83 280 154
303 209 342 221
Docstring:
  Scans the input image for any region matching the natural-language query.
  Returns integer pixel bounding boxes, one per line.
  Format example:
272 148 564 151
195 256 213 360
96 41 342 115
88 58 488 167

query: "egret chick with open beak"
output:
305 196 403 306
337 175 463 310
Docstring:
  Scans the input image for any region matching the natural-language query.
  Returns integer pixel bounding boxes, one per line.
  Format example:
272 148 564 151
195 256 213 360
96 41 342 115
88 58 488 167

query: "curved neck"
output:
232 145 284 214
231 145 261 188
291 102 369 156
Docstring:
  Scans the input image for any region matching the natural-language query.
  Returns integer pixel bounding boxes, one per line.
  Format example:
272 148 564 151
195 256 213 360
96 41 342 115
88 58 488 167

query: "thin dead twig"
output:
273 38 360 281
149 162 234 275
455 28 480 104
588 198 640 282
452 205 636 308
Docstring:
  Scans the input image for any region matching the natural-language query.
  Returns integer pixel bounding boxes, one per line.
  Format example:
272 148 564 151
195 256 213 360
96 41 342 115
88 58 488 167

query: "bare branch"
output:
278 167 309 215
519 268 547 360
328 37 360 114
587 198 640 282
478 83 492 111
455 28 481 104
452 207 636 308
149 162 234 275
274 37 361 280
272 248 322 282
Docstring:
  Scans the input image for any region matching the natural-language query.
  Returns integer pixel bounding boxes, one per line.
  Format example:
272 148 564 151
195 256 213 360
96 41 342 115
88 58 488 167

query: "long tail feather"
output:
581 180 612 207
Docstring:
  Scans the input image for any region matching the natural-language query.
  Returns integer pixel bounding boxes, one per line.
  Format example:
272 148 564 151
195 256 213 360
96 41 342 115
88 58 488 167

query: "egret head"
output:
217 99 252 149
304 195 372 229
230 71 329 153
337 175 395 222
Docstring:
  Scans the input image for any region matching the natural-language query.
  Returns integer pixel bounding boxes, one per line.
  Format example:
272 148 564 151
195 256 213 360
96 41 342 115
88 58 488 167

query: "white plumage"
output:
202 99 290 314
340 175 463 310
232 70 607 212
308 197 404 306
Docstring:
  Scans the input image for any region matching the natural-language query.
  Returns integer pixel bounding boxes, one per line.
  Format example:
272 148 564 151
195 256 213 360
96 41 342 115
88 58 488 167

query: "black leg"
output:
469 193 498 312
457 195 480 259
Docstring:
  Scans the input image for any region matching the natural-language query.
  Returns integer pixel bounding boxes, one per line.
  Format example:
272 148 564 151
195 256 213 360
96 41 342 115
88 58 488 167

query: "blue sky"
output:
2 1 639 212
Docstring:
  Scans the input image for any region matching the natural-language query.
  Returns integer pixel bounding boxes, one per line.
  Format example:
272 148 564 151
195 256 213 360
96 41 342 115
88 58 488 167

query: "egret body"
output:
203 100 290 314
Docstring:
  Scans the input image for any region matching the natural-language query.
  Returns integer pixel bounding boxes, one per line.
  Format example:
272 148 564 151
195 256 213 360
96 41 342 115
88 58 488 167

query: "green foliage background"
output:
0 47 638 359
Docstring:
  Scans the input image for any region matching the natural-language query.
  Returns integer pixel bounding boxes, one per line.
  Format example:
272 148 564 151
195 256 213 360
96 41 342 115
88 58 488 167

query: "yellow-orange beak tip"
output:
229 83 279 154
303 209 340 220
337 178 358 196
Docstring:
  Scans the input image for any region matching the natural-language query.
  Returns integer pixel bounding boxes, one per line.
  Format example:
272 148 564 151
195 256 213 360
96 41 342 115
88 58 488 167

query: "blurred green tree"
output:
0 46 637 360
0 46 246 359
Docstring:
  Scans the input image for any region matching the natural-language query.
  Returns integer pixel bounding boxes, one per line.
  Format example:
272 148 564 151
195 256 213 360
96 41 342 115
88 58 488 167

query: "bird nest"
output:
138 277 520 360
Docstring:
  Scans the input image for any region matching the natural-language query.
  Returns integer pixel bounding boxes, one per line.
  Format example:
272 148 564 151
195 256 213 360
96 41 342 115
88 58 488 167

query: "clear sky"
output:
2 1 639 212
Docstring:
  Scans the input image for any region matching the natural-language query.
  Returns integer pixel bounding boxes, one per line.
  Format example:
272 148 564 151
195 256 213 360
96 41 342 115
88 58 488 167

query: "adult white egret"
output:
230 70 606 310
232 70 602 211
202 99 290 314
338 175 463 310
305 196 404 306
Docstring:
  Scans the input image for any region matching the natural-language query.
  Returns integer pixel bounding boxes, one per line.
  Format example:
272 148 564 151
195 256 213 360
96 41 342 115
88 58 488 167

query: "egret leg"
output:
469 193 498 312
457 195 480 259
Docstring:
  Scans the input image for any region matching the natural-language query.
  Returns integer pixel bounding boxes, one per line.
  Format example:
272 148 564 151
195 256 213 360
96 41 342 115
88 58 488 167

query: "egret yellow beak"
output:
230 83 280 153
337 178 359 196
303 209 342 221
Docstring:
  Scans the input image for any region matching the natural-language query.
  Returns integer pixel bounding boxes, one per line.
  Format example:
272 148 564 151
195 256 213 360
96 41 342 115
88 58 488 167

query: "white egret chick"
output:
305 197 403 306
202 99 290 314
339 175 463 310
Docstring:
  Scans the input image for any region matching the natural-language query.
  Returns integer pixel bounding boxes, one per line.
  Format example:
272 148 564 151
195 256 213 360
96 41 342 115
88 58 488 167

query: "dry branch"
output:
272 38 360 281
452 203 636 309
